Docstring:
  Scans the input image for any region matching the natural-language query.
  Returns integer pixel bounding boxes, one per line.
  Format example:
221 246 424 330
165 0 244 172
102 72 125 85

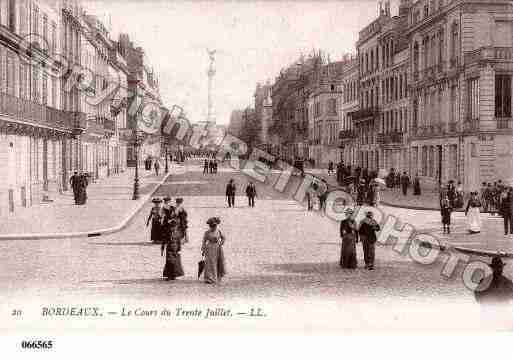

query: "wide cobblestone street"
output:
1 162 513 331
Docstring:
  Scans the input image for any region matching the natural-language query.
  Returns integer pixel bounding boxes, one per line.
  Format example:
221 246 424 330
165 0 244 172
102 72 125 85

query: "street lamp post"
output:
132 132 142 200
165 143 169 174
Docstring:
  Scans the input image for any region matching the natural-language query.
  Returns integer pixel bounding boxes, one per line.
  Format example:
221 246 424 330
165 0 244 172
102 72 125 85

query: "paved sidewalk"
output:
0 166 177 236
307 170 459 211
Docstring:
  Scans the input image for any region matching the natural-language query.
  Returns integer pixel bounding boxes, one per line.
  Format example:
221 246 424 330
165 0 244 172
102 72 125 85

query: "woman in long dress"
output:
161 219 184 280
413 174 421 196
465 192 482 234
340 208 358 269
201 217 226 284
146 198 163 242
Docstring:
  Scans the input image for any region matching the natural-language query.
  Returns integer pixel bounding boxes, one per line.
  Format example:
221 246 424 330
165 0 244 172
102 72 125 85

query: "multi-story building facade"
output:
118 33 162 166
406 0 513 190
270 53 324 162
253 81 272 152
351 7 392 172
80 13 117 179
339 56 359 165
228 109 244 139
108 40 129 175
307 61 345 166
0 0 90 215
377 5 410 173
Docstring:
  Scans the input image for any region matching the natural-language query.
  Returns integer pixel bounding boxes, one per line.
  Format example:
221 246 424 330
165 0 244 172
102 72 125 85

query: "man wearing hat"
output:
358 211 381 270
226 179 236 208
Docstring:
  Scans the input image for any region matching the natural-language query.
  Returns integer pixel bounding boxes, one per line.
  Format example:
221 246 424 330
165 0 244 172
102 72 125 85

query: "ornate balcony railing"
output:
377 132 403 145
497 118 513 130
463 118 479 132
0 91 86 134
338 130 356 140
349 107 380 122
465 47 513 65
104 118 116 133
447 122 458 133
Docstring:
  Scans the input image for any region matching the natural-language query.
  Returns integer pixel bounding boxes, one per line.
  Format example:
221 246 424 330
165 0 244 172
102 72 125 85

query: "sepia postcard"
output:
2 0 513 354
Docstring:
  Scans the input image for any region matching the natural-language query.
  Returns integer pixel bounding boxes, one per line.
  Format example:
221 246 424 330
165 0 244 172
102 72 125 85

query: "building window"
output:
451 23 459 65
327 98 337 115
439 29 445 64
42 73 48 105
52 76 57 107
32 66 40 103
6 54 14 95
51 22 57 54
8 0 16 32
449 86 456 124
495 75 511 118
468 78 479 120
43 15 48 48
33 7 39 35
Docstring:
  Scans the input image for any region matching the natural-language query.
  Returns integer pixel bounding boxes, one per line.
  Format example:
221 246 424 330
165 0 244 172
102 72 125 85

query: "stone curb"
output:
0 171 173 241
380 200 466 212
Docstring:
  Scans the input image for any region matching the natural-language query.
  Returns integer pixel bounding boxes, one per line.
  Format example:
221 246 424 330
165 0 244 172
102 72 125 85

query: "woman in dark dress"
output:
146 198 163 242
161 219 184 280
413 174 421 196
78 173 89 205
340 208 358 269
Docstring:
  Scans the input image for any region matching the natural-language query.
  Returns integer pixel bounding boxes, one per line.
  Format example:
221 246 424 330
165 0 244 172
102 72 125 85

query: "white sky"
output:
83 0 400 124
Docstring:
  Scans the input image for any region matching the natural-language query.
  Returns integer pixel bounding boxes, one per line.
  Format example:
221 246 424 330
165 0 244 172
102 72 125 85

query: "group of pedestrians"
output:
203 159 218 175
480 181 509 215
147 197 227 284
144 156 161 176
225 179 258 208
386 168 421 196
340 208 381 270
146 196 189 280
438 179 513 235
69 171 90 205
306 180 328 212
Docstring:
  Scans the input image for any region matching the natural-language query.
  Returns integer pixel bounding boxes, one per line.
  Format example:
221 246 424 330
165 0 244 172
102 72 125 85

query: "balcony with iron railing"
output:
377 132 403 145
447 122 458 133
497 118 513 130
465 47 513 65
0 91 86 134
349 107 380 122
338 129 356 140
103 117 116 134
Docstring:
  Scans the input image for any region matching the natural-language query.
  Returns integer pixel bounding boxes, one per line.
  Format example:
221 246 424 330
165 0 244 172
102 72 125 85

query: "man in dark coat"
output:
154 160 160 176
447 180 456 207
78 172 89 205
245 182 257 208
226 179 236 208
401 172 410 196
500 189 513 235
69 171 81 205
203 159 209 175
358 211 380 270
